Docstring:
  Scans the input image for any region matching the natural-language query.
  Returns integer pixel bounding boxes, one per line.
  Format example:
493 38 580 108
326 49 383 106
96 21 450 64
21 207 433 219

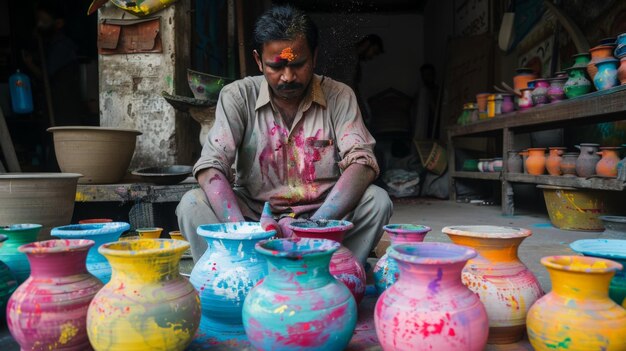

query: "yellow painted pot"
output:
136 227 163 239
87 239 200 350
527 255 626 351
538 185 611 231
169 231 185 241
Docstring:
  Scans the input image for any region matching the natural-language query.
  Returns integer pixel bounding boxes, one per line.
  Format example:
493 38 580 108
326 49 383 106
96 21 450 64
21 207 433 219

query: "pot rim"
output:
389 242 476 265
570 239 626 260
599 146 622 150
0 223 43 232
289 219 354 233
590 45 617 52
383 224 432 235
594 57 619 66
197 222 276 240
599 215 626 223
442 225 531 239
527 147 547 151
572 52 591 58
187 68 235 81
51 222 131 237
99 238 190 257
47 126 142 135
255 237 340 258
0 173 82 179
18 239 94 254
541 255 622 273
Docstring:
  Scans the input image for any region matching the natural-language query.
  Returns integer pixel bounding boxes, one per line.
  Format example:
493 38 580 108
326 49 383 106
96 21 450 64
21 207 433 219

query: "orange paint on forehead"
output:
276 47 297 62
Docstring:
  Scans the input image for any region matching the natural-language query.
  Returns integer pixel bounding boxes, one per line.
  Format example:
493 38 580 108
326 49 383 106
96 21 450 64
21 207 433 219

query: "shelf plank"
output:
505 173 626 191
451 171 501 180
76 179 199 203
448 85 626 137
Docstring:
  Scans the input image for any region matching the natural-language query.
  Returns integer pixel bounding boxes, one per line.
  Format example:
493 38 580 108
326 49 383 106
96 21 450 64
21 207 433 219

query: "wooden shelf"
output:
448 85 626 137
505 173 626 191
76 178 199 203
451 171 501 180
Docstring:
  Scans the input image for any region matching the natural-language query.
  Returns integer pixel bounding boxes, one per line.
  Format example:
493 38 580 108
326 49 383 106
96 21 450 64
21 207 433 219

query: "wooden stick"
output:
0 105 21 172
235 0 246 78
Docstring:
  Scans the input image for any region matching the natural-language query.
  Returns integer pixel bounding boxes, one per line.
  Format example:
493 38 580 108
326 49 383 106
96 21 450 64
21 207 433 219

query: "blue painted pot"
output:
243 237 357 351
190 222 275 340
373 224 431 294
594 58 620 90
51 222 130 283
0 235 18 322
0 224 42 283
570 239 626 305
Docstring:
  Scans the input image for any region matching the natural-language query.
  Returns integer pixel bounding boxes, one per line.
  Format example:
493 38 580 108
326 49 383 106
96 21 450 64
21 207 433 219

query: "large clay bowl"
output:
187 69 234 101
0 173 81 240
132 165 192 185
48 127 141 184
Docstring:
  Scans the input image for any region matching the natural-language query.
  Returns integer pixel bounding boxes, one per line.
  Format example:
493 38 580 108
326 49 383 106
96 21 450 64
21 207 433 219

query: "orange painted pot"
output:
546 147 566 176
443 226 544 344
476 93 490 112
513 68 538 91
596 147 622 178
526 148 546 175
527 255 626 351
588 45 615 81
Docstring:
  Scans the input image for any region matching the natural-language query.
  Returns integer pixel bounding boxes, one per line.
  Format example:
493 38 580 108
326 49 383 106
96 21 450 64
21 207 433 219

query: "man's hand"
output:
197 168 245 223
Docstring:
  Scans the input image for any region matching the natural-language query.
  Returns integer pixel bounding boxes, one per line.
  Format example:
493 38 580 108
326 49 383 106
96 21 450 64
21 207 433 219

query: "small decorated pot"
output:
564 66 592 98
531 79 550 105
547 77 567 102
594 58 620 90
518 88 534 110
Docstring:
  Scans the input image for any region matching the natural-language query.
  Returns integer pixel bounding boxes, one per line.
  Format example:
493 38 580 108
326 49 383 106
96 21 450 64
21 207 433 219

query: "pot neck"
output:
28 249 89 278
389 232 427 245
448 235 524 263
106 251 183 283
264 253 334 290
291 230 344 242
204 236 262 255
396 260 467 292
548 266 613 300
0 230 39 248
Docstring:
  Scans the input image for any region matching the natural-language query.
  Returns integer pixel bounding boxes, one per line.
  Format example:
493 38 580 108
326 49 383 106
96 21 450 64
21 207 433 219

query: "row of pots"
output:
462 158 503 172
508 144 622 177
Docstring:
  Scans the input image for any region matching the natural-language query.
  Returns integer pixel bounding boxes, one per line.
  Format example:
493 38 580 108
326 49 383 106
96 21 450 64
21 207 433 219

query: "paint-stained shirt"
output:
193 74 379 216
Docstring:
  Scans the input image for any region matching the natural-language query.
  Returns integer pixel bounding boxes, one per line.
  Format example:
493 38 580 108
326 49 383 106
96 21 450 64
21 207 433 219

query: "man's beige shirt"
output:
193 74 379 216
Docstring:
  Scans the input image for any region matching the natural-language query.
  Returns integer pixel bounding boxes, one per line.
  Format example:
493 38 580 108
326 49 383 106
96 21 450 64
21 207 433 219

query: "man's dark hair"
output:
36 1 66 20
358 34 384 53
420 63 436 73
253 5 318 55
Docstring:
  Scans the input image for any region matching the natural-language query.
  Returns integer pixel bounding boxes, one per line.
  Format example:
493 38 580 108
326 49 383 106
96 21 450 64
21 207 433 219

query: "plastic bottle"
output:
9 69 34 114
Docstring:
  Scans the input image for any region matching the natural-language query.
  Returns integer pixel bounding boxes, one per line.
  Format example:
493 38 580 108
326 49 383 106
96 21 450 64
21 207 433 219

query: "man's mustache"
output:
277 82 304 91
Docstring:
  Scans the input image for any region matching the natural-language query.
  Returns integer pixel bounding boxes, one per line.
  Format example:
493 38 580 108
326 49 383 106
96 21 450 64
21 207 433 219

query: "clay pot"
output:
375 242 489 351
538 185 611 231
525 148 546 175
476 93 490 112
572 53 591 68
243 238 357 351
0 224 42 283
576 143 601 177
7 239 103 351
78 218 113 224
0 235 17 323
51 222 131 283
492 157 503 172
518 88 534 110
513 68 537 91
546 147 566 176
596 146 622 177
487 94 496 118
373 224 431 294
594 58 620 90
507 151 523 173
0 173 81 240
290 220 366 304
519 150 529 173
444 226 544 344
169 230 185 240
527 255 626 351
547 77 567 102
136 227 163 239
618 57 626 85
48 127 142 184
564 66 593 98
190 222 275 339
560 152 579 177
570 239 626 306
87 239 201 350
588 45 616 81
501 94 515 113
478 158 490 173
531 79 550 105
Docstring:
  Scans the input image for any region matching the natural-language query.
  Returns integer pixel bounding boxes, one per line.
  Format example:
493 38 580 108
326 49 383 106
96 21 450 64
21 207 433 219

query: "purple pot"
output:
501 94 515 113
547 77 567 102
531 79 550 105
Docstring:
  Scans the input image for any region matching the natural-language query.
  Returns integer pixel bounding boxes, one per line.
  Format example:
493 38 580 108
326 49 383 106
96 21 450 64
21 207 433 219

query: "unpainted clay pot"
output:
596 147 622 178
560 152 579 177
525 148 546 175
576 143 601 177
507 151 523 173
546 147 567 176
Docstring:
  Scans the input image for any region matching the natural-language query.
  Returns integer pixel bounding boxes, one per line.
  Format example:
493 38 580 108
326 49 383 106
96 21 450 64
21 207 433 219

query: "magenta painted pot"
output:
7 239 103 351
289 220 366 304
501 94 515 113
375 242 489 351
373 224 431 294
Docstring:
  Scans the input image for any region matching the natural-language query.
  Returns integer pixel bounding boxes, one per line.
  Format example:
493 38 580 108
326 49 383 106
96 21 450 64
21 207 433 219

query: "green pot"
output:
463 159 479 171
0 234 17 322
0 224 42 283
564 66 592 98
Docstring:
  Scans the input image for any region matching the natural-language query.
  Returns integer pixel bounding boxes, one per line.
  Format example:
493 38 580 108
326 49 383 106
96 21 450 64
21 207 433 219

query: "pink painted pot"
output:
7 239 103 351
443 226 544 344
290 220 366 305
375 242 488 351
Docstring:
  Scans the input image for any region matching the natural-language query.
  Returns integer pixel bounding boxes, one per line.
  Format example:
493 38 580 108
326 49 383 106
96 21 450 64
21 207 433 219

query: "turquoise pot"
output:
594 58 620 90
190 222 275 340
0 234 18 322
51 222 130 283
0 224 42 283
570 239 626 305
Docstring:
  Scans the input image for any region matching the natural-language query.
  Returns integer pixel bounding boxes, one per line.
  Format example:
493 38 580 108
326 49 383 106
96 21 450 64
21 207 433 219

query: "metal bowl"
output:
132 165 192 185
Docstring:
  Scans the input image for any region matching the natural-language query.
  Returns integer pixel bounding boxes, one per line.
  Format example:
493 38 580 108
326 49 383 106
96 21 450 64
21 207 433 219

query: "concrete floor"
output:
0 198 610 350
